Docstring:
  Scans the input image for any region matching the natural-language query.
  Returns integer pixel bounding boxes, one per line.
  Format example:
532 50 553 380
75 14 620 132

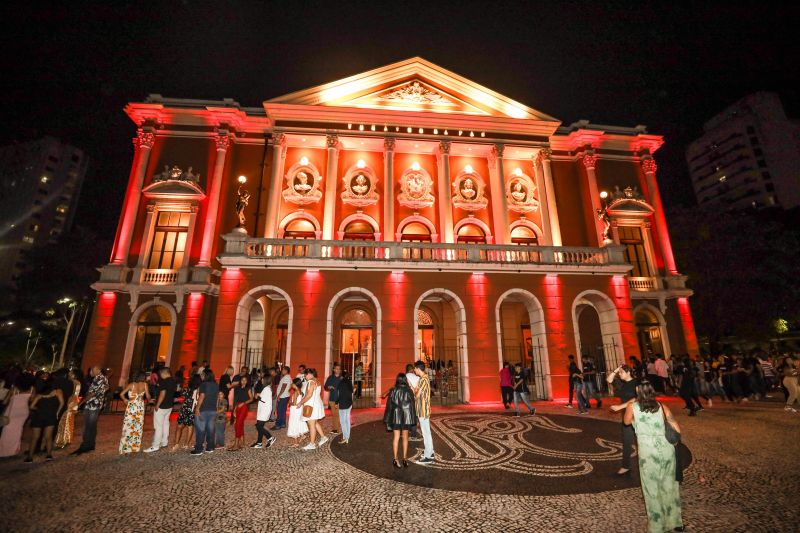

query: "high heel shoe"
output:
393 459 402 469
402 459 409 468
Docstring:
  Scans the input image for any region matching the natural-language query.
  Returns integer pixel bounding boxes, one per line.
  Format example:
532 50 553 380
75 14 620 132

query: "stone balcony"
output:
219 232 633 275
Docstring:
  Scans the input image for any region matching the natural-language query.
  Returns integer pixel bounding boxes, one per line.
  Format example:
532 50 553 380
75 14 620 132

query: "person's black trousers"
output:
679 390 698 414
621 423 635 470
255 421 272 443
501 386 514 406
568 380 575 405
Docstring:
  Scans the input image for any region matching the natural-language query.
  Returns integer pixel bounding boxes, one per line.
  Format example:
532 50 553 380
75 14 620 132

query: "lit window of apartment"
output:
148 211 191 269
40 175 49 183
22 235 35 244
29 224 39 232
56 204 68 214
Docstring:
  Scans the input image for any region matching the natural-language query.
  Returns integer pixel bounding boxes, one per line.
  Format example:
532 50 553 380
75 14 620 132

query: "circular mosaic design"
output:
331 412 692 495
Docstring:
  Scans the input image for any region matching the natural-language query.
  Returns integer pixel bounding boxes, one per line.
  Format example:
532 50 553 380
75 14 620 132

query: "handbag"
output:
660 402 681 445
302 404 313 418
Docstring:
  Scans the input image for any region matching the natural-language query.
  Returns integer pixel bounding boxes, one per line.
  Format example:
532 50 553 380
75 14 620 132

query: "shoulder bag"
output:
659 402 681 445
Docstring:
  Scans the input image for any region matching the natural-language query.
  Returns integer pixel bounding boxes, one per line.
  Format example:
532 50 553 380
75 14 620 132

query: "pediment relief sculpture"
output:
152 165 201 184
398 168 435 209
282 162 323 205
378 81 455 107
452 172 488 211
606 186 654 216
341 165 379 207
506 173 539 214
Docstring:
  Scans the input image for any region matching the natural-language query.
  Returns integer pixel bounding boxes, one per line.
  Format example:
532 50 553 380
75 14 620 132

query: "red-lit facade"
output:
84 58 696 403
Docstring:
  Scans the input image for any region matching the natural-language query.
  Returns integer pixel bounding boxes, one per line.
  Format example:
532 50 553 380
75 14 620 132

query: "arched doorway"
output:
233 286 293 370
634 304 670 360
495 289 551 400
326 287 382 408
572 290 624 393
120 301 176 385
413 289 469 404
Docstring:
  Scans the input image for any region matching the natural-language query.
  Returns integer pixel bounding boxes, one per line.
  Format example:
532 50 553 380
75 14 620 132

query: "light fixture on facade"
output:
347 123 352 129
371 125 376 131
356 159 366 169
383 125 388 132
306 268 320 273
514 167 522 176
469 131 475 137
359 125 364 131
407 127 412 133
458 130 463 136
418 128 424 134
40 176 48 183
600 190 608 199
481 132 486 137
237 175 247 184
395 126 400 132
300 156 309 166
433 129 438 134
465 165 474 173
411 162 421 171
301 138 306 142
444 130 449 135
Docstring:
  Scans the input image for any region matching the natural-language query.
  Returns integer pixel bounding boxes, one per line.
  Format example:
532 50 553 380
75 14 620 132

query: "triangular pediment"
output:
267 57 558 121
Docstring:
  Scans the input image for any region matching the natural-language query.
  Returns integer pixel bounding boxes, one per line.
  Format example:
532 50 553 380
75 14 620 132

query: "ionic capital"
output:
641 157 657 174
214 134 231 152
583 153 597 170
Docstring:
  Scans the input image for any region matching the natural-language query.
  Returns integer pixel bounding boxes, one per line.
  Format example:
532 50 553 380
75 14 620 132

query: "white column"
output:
582 152 605 246
436 140 454 243
383 138 395 241
198 133 230 264
641 157 678 274
531 155 553 245
488 143 509 244
322 134 340 240
264 133 287 238
538 148 562 246
113 129 155 265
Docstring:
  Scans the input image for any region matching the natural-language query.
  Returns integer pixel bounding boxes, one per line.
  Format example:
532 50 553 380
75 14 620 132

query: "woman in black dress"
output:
25 382 64 462
383 373 417 468
607 364 639 476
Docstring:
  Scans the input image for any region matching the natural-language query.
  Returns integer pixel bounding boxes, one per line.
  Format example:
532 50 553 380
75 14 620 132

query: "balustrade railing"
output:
223 236 628 269
628 276 659 291
141 268 179 285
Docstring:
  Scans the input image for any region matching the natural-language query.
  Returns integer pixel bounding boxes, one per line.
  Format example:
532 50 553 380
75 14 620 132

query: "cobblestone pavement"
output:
1 397 798 532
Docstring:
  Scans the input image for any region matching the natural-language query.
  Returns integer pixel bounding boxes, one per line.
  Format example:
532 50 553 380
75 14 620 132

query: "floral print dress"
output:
119 391 145 454
177 387 196 426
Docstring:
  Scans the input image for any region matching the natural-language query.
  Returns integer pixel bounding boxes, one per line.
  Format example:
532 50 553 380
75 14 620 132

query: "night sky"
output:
2 1 798 241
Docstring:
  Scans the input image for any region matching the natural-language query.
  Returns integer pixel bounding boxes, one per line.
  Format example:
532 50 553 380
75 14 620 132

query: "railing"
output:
141 268 179 285
628 276 659 291
223 236 629 269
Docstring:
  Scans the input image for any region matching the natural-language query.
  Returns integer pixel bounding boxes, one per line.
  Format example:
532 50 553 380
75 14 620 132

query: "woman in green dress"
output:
624 380 685 533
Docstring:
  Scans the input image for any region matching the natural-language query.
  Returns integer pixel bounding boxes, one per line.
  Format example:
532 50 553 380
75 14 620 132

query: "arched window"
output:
400 221 431 242
343 220 375 241
283 218 316 239
456 223 486 244
510 225 538 245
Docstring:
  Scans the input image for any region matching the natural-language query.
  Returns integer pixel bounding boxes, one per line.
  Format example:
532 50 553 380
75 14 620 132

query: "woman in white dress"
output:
286 378 308 447
0 376 34 457
300 368 328 450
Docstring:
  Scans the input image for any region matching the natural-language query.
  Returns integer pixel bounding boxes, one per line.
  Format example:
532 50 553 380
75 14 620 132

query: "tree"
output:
668 206 800 351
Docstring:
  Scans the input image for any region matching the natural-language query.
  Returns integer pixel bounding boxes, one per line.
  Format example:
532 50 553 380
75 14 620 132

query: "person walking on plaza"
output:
337 370 354 444
324 363 343 435
55 370 82 449
219 366 234 425
512 363 536 417
383 373 417 468
404 363 422 442
230 375 254 451
72 366 109 455
499 362 513 409
581 356 602 408
118 373 150 455
300 368 328 450
566 355 579 408
413 361 435 465
607 364 639 477
287 378 309 447
191 371 219 455
25 381 64 462
145 368 176 453
251 374 276 449
215 390 228 449
654 355 671 395
568 356 589 414
173 374 200 449
782 356 799 412
677 357 703 416
0 375 34 457
354 359 364 399
272 365 292 430
624 380 684 533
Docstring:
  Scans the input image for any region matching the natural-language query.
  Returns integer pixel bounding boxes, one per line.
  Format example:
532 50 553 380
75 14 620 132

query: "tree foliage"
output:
668 206 800 347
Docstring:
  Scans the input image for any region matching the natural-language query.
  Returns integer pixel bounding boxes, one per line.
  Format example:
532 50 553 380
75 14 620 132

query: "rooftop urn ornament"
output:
234 175 250 233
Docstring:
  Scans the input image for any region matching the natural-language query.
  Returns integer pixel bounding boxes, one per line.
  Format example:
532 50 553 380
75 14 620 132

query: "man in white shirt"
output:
251 375 276 449
272 366 292 430
654 355 670 394
405 363 422 442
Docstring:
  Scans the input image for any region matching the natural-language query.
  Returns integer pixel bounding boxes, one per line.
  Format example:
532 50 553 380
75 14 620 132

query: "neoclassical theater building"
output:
84 58 697 404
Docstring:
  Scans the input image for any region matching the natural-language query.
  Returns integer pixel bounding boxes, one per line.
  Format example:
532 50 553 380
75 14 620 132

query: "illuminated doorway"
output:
336 306 376 408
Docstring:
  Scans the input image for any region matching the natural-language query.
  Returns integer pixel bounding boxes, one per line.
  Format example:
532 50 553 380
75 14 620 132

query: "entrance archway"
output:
495 289 552 400
413 288 469 404
326 287 382 407
571 290 624 390
120 301 176 385
233 286 293 369
634 303 671 360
